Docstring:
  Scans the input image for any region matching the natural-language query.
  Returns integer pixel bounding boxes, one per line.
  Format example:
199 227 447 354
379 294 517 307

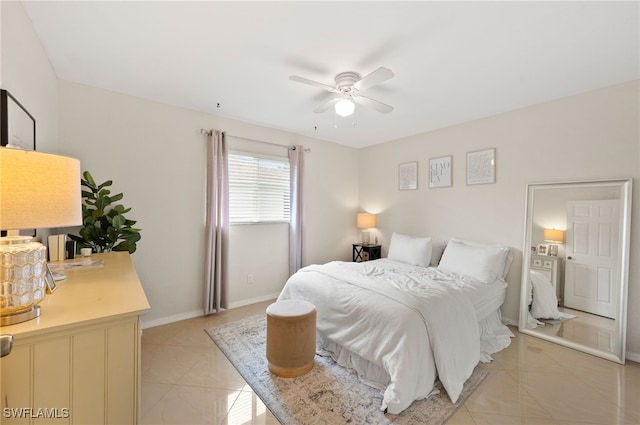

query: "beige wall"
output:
57 80 360 327
359 80 640 358
1 1 59 153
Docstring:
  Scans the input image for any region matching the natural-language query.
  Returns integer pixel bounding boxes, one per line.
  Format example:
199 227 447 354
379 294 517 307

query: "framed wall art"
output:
1 89 36 150
0 90 37 237
398 161 418 190
466 148 495 185
429 155 452 188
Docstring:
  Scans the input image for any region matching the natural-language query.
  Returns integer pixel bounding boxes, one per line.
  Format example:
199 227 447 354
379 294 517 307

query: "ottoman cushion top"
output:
267 299 315 318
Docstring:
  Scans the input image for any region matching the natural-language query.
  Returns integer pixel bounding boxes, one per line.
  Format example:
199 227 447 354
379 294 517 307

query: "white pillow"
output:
437 240 507 283
387 233 432 267
450 238 512 280
530 270 561 319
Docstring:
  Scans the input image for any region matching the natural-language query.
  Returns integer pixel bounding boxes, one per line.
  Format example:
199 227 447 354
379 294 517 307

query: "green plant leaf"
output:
83 171 96 187
97 180 113 190
72 171 142 255
110 193 124 203
111 214 126 229
95 196 110 211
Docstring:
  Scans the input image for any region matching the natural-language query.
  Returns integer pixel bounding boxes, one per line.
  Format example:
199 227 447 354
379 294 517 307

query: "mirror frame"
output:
519 178 633 364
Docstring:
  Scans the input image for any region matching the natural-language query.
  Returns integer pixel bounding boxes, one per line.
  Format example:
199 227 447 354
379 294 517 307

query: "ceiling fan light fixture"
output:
335 98 355 117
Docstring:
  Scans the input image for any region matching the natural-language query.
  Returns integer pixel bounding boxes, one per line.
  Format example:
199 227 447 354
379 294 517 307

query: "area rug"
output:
206 314 488 425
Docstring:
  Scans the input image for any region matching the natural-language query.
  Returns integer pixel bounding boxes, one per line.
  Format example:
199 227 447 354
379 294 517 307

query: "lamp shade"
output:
0 148 82 230
543 228 565 243
335 98 355 117
356 213 377 229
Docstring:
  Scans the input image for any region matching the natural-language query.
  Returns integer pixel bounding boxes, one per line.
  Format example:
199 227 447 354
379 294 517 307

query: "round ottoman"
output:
266 299 316 378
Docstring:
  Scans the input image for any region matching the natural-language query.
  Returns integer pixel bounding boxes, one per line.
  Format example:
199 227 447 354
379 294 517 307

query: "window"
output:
228 152 290 224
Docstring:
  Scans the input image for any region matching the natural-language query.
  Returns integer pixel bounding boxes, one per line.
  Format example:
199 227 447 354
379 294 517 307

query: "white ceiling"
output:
23 1 639 149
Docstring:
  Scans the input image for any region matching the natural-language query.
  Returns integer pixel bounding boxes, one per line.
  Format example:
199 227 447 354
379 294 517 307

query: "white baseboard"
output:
140 293 280 329
227 292 280 309
141 309 203 329
626 351 640 363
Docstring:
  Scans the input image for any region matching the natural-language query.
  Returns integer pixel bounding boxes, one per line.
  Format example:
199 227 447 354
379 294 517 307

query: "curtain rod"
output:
200 129 310 153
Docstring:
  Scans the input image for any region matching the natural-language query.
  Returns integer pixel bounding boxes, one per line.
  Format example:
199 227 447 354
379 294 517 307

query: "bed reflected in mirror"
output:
519 179 632 364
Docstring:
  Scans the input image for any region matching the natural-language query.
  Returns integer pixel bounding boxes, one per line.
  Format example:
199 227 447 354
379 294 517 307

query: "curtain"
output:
204 130 229 315
289 145 304 276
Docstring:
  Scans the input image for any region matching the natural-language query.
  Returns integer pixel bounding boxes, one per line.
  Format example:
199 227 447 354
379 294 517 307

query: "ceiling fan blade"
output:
289 75 339 93
354 94 394 114
353 67 394 91
313 94 341 113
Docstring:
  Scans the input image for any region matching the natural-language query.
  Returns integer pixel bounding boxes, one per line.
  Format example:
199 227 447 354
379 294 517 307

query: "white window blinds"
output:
228 153 290 224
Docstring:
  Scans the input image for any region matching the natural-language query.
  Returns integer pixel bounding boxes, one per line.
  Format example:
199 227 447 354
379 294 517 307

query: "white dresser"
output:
0 252 150 424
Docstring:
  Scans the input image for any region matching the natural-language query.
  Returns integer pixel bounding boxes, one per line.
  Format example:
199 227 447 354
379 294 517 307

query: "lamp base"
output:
0 305 41 326
0 236 48 325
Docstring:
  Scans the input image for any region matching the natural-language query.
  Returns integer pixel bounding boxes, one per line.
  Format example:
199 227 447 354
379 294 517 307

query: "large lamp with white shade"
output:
0 148 81 325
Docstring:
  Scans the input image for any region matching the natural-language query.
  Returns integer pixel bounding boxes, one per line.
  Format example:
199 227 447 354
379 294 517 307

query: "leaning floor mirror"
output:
519 179 632 364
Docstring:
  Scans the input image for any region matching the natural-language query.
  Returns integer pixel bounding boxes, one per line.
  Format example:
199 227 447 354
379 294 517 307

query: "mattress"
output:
457 275 508 321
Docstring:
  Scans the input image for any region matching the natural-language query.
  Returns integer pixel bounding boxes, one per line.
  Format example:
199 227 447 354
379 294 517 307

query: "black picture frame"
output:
0 89 36 149
1 90 37 237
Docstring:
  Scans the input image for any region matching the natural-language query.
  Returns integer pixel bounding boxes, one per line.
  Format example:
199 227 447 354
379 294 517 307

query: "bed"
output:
277 233 514 414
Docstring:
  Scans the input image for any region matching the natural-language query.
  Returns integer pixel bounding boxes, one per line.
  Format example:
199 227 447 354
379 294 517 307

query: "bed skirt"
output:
316 309 512 395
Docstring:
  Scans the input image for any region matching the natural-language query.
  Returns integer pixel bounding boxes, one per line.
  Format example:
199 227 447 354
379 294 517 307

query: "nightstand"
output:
353 244 381 262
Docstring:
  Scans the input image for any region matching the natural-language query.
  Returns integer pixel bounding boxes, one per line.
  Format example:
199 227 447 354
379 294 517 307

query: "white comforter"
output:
278 259 482 414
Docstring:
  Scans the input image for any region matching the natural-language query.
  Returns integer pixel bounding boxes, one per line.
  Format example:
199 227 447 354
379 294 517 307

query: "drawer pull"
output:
0 334 13 357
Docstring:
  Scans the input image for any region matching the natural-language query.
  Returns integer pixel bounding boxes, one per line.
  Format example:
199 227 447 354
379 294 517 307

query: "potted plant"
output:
69 171 142 254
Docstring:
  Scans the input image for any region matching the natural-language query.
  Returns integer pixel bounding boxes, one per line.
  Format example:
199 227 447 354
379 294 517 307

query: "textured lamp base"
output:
0 305 41 326
361 230 370 245
0 236 48 325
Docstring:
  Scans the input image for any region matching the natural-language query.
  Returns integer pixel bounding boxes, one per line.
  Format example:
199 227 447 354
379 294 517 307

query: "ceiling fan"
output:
289 67 394 117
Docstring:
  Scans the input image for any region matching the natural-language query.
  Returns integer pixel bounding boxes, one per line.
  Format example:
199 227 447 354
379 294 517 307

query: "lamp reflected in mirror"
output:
543 228 564 256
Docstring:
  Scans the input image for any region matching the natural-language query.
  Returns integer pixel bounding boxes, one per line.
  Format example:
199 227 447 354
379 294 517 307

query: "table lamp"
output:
543 228 565 256
356 212 377 245
0 148 81 325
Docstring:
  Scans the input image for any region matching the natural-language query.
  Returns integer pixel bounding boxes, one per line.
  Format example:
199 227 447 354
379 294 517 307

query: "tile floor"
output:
140 300 640 425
